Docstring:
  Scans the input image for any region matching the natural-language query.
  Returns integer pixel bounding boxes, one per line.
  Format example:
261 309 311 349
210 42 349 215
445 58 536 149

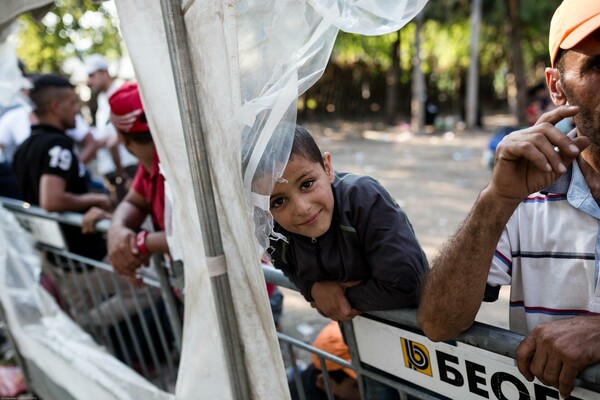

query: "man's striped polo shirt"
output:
486 160 600 335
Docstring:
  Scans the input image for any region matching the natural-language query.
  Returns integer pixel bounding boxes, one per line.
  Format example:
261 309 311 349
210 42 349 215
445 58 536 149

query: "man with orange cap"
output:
418 1 600 398
104 82 169 285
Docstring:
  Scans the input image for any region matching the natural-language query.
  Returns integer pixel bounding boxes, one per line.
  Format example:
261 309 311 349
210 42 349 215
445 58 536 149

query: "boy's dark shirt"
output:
269 172 428 311
13 124 106 261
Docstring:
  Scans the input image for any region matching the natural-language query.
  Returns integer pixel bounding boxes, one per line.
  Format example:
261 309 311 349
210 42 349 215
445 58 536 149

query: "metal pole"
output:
158 1 251 398
466 0 482 130
410 12 425 134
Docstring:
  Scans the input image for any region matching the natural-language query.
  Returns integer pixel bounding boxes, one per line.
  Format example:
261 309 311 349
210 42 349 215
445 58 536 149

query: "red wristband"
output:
136 230 150 256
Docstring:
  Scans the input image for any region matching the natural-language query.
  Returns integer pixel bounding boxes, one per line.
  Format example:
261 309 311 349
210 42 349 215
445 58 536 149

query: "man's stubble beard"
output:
562 78 600 152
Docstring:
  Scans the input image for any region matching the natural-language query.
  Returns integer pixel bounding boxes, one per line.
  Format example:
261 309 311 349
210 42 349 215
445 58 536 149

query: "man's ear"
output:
47 98 62 116
545 67 568 106
322 152 335 183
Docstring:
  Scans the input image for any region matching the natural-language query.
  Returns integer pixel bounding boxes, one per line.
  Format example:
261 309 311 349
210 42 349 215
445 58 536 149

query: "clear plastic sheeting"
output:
0 23 22 107
0 206 174 400
238 0 429 251
0 0 53 29
0 0 53 106
308 0 429 35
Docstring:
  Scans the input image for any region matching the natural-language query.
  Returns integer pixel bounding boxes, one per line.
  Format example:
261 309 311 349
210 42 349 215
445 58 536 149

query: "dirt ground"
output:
278 117 513 358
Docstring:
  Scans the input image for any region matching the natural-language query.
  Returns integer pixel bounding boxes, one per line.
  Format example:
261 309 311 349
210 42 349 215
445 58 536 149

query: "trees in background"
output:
15 0 563 127
15 0 121 74
301 0 562 127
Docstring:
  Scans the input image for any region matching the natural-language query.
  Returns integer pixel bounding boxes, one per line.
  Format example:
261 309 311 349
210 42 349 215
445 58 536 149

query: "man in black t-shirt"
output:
11 75 133 327
13 74 111 260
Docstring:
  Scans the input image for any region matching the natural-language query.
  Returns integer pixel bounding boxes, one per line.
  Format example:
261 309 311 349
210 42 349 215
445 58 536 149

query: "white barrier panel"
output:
353 316 597 400
13 213 66 249
0 205 175 400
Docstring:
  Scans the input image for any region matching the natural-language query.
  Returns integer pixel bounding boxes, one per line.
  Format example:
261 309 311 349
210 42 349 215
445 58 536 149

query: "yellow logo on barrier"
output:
401 338 432 376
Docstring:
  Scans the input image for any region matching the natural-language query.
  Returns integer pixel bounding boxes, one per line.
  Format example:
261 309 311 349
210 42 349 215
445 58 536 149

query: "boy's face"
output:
270 152 335 238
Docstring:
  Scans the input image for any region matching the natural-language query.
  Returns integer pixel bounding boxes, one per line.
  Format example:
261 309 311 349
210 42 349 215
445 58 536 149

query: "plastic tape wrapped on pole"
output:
207 255 228 277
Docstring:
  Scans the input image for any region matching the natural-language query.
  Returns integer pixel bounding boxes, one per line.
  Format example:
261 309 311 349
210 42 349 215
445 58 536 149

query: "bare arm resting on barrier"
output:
81 206 112 233
107 189 168 285
40 174 112 212
417 106 587 341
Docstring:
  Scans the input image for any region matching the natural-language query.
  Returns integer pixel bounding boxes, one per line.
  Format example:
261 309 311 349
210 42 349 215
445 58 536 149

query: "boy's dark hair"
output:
29 74 74 115
292 125 324 168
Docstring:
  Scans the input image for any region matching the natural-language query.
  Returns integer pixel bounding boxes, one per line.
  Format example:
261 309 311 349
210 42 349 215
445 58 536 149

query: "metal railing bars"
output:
4 196 600 398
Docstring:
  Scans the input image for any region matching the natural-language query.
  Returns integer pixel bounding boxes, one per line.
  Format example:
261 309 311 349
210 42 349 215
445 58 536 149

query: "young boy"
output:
268 125 428 321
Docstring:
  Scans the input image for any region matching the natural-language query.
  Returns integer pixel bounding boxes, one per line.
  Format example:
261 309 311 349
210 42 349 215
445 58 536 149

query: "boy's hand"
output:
310 281 361 321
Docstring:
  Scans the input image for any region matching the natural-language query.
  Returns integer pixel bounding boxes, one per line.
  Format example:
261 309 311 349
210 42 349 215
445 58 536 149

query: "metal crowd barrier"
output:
2 196 600 399
266 258 600 399
0 197 183 394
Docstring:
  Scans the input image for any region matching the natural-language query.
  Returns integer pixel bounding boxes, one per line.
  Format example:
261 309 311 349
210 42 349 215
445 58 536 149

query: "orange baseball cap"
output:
549 0 600 67
311 322 357 380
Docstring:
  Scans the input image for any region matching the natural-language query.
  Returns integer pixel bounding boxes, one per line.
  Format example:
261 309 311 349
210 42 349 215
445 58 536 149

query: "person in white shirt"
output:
85 54 139 203
0 74 98 165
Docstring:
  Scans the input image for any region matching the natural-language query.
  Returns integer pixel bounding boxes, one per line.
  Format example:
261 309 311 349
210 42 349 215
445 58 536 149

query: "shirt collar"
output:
540 128 577 195
567 160 591 209
30 124 66 136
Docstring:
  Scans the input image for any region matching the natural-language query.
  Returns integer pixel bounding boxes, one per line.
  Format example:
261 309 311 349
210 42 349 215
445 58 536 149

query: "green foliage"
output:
15 0 121 74
14 0 565 115
332 31 398 70
328 0 563 109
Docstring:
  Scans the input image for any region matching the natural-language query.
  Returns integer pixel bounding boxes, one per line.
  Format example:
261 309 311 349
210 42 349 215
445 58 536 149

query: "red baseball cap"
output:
109 82 149 133
549 0 600 67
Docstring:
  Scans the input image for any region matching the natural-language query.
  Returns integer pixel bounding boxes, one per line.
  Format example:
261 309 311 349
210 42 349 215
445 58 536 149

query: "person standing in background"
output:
85 54 138 203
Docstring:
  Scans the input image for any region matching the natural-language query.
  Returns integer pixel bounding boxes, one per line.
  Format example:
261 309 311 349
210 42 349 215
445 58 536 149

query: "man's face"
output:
57 88 80 130
558 31 600 143
269 153 335 238
87 70 109 93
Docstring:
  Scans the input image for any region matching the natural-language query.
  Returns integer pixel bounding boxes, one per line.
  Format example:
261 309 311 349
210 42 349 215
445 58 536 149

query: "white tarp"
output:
114 1 427 399
0 206 174 400
0 0 53 105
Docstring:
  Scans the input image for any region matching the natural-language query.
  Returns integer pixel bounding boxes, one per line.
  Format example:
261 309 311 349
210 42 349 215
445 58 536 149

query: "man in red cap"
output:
105 82 169 284
418 1 600 398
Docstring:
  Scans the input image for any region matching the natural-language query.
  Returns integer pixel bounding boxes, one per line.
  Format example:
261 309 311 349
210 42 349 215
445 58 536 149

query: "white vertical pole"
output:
158 1 251 398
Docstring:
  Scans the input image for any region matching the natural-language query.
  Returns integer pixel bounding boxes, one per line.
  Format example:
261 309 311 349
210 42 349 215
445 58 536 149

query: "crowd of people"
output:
0 54 285 356
3 1 600 399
